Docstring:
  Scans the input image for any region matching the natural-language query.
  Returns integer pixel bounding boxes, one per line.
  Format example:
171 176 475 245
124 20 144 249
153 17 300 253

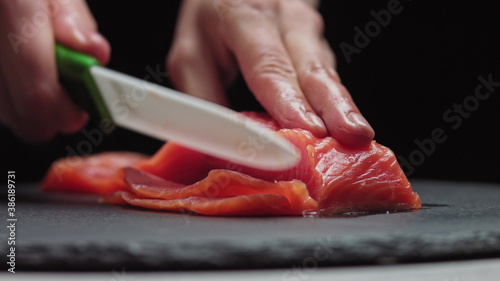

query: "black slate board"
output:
1 180 500 271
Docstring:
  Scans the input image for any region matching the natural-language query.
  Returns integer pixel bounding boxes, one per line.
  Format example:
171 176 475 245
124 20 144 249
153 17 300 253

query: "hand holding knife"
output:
55 44 300 171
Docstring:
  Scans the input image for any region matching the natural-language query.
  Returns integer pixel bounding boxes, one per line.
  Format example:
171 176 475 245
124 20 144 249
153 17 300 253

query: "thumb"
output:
51 0 110 65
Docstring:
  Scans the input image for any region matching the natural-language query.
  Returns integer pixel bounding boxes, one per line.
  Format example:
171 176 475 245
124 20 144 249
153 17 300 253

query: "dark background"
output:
1 0 499 182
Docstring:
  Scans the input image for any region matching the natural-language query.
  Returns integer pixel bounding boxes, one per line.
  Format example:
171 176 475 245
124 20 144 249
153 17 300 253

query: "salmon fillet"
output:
41 112 421 215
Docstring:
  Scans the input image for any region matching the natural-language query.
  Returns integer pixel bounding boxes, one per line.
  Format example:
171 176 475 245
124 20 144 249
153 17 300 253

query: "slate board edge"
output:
4 230 500 271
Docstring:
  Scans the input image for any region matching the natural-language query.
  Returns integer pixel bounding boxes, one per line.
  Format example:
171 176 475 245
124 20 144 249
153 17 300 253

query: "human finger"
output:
280 2 374 146
220 2 327 137
167 0 229 106
0 0 84 141
51 0 110 65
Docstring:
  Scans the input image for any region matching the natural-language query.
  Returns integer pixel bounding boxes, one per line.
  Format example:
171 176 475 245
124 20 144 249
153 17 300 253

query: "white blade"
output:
90 66 300 171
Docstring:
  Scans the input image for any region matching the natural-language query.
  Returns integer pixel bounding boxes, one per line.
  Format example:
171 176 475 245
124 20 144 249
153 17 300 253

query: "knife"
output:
55 44 300 171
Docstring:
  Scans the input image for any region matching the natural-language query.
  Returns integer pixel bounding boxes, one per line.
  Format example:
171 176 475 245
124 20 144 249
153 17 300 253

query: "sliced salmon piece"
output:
118 192 297 216
115 167 318 215
41 112 421 215
41 152 146 195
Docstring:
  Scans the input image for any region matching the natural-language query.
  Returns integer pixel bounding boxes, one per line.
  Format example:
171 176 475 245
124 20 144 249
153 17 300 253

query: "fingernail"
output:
328 68 341 83
88 31 107 46
306 112 327 135
67 19 106 47
76 26 110 64
71 25 88 45
348 112 374 135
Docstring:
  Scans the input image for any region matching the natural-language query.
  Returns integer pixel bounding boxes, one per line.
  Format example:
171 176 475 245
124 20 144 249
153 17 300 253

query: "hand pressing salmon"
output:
42 112 421 216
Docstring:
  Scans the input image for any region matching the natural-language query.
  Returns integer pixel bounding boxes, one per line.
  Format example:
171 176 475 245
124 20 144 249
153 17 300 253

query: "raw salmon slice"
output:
112 167 318 215
41 152 146 195
41 112 421 215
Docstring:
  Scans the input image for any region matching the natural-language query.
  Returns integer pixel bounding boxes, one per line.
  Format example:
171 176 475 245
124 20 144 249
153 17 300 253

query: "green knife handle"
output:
55 44 112 123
